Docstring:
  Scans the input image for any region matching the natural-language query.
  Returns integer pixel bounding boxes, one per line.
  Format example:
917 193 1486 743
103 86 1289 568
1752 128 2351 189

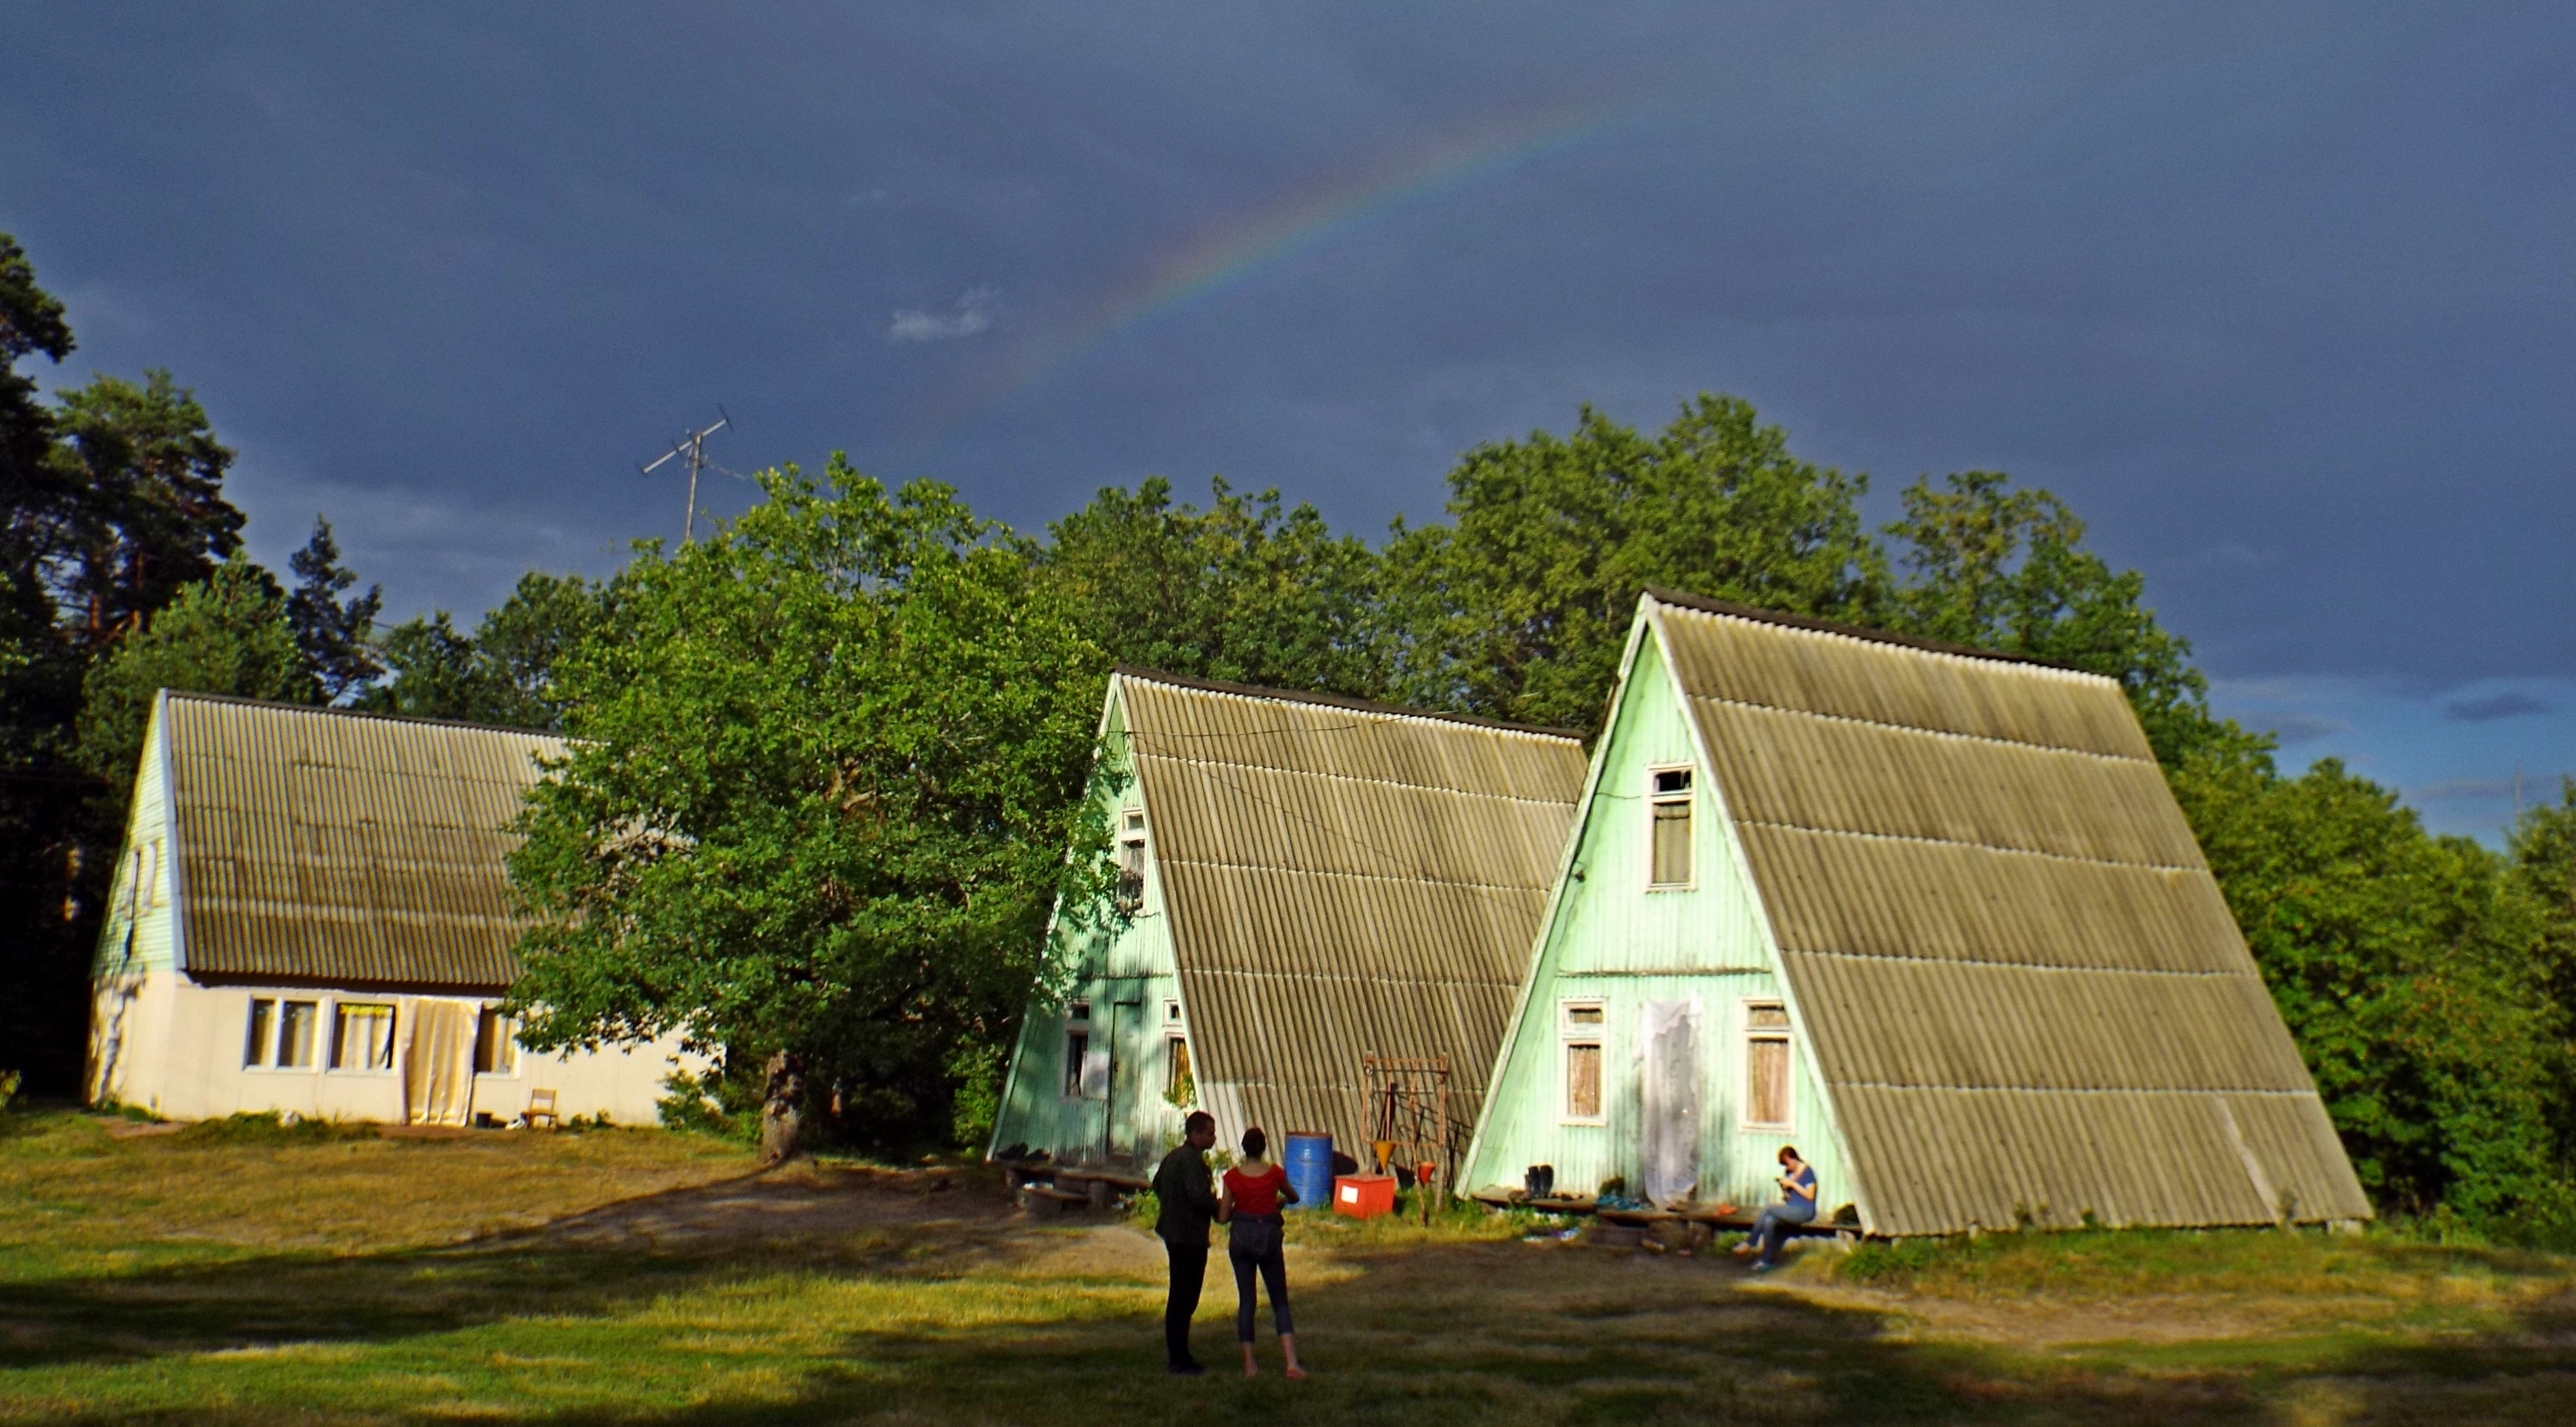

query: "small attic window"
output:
1115 809 1147 911
1649 767 1693 888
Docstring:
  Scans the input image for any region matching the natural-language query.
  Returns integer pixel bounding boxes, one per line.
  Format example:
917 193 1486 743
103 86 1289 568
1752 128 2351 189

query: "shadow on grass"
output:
11 1225 2576 1425
0 1163 950 1371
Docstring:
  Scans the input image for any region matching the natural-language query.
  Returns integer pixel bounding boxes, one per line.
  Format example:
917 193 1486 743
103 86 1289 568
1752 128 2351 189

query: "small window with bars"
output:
1561 1001 1605 1123
1649 767 1693 888
1744 1001 1792 1127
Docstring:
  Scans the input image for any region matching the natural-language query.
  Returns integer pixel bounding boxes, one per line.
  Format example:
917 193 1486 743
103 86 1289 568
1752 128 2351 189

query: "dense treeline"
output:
7 232 2573 1228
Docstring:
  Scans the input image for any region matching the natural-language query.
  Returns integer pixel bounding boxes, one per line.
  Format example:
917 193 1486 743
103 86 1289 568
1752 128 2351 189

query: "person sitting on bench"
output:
1733 1145 1816 1271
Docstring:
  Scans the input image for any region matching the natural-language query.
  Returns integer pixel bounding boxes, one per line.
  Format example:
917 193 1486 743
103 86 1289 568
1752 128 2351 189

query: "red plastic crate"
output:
1333 1173 1396 1219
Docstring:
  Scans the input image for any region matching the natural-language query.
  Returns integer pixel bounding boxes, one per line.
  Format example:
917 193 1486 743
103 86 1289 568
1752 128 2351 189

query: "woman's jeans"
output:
1747 1198 1815 1265
1229 1233 1294 1341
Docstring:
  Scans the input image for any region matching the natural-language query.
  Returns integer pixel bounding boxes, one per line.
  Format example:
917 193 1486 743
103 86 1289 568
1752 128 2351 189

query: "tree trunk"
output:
760 1050 804 1165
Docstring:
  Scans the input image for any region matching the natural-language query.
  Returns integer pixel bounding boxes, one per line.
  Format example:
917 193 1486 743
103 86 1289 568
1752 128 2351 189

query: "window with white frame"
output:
248 999 320 1069
1062 1001 1091 1098
1164 1034 1194 1105
243 998 276 1067
1648 767 1693 887
1744 1001 1793 1127
1116 810 1148 911
330 1002 397 1071
1560 1000 1605 1122
474 1006 519 1074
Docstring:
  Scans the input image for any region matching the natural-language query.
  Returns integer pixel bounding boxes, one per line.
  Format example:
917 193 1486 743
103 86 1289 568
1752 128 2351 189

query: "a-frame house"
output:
989 668 1588 1175
1463 590 2370 1235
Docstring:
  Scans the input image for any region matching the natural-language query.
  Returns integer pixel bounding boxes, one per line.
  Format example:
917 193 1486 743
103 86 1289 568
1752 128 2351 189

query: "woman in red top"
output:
1218 1126 1306 1378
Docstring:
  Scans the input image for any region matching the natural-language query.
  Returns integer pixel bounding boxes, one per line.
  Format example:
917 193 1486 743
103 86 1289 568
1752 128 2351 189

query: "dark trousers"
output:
1162 1238 1208 1367
1230 1241 1294 1341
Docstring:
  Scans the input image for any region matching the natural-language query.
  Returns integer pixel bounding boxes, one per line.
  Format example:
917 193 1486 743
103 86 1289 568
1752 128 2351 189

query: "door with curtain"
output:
403 999 479 1126
1639 999 1702 1208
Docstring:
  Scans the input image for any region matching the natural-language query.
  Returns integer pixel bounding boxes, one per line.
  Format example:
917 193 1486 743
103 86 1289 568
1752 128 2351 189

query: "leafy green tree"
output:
2173 744 2563 1214
1380 395 1882 730
0 238 94 1096
46 371 243 654
2511 779 2576 1169
285 517 383 702
75 558 314 786
506 461 1115 1147
1039 476 1388 698
1 232 74 651
1881 471 2228 764
362 571 608 730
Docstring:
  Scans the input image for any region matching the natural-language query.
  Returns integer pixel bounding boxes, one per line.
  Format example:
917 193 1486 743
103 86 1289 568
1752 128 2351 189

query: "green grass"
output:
4 1107 2576 1424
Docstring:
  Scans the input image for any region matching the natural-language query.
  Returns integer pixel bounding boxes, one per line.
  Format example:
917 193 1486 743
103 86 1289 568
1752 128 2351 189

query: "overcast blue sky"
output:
3 4 2570 837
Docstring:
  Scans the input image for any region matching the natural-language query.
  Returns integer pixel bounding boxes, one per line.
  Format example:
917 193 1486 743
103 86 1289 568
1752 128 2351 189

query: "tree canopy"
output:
506 461 1116 1142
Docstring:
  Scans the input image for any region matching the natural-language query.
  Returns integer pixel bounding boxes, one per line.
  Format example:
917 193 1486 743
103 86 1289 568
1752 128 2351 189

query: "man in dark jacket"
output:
1151 1110 1221 1374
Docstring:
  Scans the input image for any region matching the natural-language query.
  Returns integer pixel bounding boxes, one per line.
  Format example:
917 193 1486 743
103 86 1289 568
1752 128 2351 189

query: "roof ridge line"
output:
1781 947 2258 978
162 689 566 740
1734 817 2206 875
1683 689 2154 766
1112 665 1587 741
1641 587 2113 681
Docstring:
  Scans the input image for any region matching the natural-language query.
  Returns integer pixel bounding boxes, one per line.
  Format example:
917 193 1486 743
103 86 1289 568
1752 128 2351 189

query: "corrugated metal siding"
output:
162 694 562 987
93 703 181 977
1657 599 2372 1232
1464 631 1853 1212
1121 675 1588 1153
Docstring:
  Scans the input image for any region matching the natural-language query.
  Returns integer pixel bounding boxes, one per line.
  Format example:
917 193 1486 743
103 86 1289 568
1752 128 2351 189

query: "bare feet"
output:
1286 1364 1308 1379
1242 1345 1259 1378
1282 1333 1305 1379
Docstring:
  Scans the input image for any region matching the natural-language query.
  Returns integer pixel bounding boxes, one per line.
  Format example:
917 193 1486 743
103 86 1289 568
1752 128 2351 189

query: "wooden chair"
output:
524 1088 561 1130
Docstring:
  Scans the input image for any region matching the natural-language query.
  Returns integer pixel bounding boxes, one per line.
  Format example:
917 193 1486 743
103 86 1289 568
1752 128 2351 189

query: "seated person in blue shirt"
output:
1732 1145 1817 1271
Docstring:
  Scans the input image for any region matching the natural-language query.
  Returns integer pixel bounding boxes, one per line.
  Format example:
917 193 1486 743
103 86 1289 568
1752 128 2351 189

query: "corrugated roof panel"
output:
1653 597 2371 1232
1656 601 2155 760
163 694 561 987
1121 673 1587 1155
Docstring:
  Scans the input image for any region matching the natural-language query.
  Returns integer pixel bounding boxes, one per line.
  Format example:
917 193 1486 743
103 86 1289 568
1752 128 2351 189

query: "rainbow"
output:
916 96 1641 441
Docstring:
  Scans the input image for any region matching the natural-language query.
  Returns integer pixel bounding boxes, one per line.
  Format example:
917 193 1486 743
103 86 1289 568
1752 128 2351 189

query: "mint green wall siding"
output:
1466 629 1851 1216
991 695 1194 1167
93 696 179 980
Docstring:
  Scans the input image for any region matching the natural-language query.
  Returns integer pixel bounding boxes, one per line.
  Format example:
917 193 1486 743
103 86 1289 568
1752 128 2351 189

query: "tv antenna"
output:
638 408 731 544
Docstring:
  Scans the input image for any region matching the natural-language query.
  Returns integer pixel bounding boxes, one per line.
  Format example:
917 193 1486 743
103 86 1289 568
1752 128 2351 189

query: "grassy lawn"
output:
4 1108 2575 1424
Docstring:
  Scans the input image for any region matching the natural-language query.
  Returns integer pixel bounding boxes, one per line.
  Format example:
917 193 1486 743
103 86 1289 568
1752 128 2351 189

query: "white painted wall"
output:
88 971 695 1127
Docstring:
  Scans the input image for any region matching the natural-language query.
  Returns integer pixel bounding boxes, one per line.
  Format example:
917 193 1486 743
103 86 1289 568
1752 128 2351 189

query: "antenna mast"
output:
638 409 731 544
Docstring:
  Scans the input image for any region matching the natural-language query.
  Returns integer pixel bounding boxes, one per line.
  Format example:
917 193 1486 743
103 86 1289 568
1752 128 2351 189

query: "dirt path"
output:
536 1158 1023 1248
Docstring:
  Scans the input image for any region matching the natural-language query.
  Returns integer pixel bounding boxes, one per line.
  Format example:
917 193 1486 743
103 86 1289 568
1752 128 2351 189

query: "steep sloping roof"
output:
1116 670 1589 1150
162 693 562 987
1649 592 2371 1233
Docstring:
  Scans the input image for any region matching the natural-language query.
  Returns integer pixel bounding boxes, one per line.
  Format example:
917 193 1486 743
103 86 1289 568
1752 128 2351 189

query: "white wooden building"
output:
87 691 689 1126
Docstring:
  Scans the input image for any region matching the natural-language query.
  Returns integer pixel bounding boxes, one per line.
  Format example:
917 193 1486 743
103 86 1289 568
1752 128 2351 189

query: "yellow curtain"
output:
402 999 478 1126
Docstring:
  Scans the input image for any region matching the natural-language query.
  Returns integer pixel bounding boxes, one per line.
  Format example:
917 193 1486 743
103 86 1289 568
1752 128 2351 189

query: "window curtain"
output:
1638 999 1702 1208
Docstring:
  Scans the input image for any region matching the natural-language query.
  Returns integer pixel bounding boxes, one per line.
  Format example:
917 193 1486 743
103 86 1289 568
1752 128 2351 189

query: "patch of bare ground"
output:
533 1158 1021 1249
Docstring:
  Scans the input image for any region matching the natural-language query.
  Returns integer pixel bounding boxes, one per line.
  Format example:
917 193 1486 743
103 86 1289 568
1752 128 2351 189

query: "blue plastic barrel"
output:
1282 1131 1333 1211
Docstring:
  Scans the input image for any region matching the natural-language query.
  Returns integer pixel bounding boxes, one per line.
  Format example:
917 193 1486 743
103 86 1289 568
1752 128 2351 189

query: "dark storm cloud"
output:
2 1 2572 707
2446 691 2553 722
